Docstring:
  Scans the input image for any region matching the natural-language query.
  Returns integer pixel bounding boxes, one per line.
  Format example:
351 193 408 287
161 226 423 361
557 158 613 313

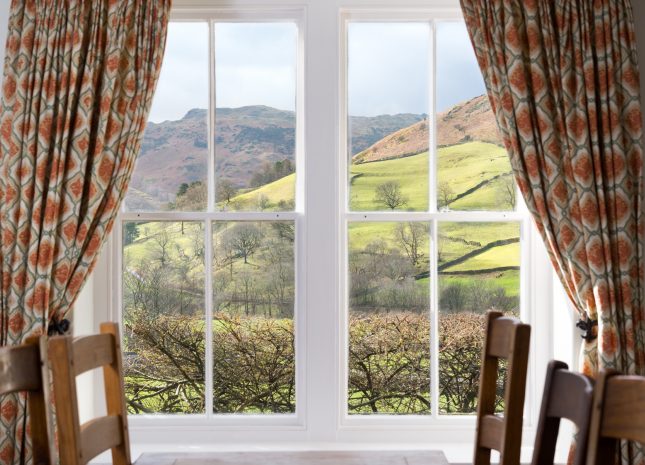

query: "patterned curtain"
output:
459 0 645 457
0 1 171 463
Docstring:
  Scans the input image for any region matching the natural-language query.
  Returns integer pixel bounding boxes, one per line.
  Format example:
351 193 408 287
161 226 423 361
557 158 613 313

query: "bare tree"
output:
256 194 270 211
153 229 171 266
395 222 428 267
498 175 516 210
438 181 455 210
225 223 262 264
217 179 238 204
374 181 408 210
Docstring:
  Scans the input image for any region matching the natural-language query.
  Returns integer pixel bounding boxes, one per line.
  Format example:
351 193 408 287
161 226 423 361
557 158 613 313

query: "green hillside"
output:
225 141 512 213
227 173 296 210
437 142 511 210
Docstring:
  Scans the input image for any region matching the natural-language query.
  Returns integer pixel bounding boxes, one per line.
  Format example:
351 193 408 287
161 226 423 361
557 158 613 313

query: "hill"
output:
127 106 295 210
352 95 500 164
437 94 500 147
126 106 424 210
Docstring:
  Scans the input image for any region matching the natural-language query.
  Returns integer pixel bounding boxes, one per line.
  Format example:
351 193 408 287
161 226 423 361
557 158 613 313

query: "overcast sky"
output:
147 21 486 123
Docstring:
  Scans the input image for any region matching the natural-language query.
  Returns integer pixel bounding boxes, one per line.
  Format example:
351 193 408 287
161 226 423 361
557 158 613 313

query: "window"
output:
103 2 551 454
341 16 525 418
118 15 303 417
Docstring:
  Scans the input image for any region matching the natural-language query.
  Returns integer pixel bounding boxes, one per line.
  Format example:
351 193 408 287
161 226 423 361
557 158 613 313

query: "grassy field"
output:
226 141 512 213
124 221 205 270
350 152 429 211
228 174 296 210
437 142 511 210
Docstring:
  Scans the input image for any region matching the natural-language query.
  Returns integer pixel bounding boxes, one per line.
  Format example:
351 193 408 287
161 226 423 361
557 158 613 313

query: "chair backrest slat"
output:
80 415 123 464
0 338 51 465
72 333 115 376
49 322 131 465
0 344 41 392
531 361 594 465
587 370 645 465
474 311 531 465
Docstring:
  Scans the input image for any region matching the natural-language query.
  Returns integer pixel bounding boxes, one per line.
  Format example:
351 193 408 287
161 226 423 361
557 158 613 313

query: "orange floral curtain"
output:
459 0 644 461
0 1 171 463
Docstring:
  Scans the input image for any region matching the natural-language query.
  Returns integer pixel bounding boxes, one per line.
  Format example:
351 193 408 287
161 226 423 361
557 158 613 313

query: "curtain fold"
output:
0 1 171 463
459 0 644 461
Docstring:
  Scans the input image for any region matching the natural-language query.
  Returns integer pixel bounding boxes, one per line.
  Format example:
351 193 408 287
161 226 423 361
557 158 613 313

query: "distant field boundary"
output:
448 172 512 205
438 237 520 272
439 266 520 276
353 148 428 165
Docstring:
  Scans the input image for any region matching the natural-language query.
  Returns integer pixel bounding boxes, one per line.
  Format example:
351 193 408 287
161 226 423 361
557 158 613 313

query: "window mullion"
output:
208 19 216 213
430 219 440 418
428 19 439 419
204 219 214 417
205 18 217 418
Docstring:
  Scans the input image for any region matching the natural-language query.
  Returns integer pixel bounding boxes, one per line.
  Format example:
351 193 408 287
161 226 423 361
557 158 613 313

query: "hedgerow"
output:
124 311 505 414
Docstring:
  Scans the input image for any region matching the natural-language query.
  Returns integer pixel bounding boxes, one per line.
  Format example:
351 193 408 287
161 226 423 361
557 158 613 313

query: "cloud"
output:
348 23 430 117
146 21 486 123
436 22 487 112
148 23 209 123
216 23 297 111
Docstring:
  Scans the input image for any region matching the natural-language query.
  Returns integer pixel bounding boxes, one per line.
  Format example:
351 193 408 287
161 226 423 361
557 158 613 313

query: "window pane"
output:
348 222 431 414
125 23 209 212
215 23 297 212
122 221 205 414
348 23 430 212
212 221 295 413
435 22 512 212
438 221 520 414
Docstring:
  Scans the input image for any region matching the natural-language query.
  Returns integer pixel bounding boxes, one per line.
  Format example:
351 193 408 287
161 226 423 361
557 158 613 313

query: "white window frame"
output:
337 8 550 433
111 7 307 429
89 0 555 459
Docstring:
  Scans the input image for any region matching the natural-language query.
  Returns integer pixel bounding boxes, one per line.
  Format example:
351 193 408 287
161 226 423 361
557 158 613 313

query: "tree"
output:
395 222 428 267
124 223 140 246
256 194 270 211
374 181 407 210
438 181 455 210
497 175 516 210
174 181 207 211
225 223 262 264
217 179 237 204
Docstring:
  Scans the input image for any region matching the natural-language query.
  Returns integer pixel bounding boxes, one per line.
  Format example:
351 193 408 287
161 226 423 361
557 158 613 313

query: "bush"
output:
124 310 505 415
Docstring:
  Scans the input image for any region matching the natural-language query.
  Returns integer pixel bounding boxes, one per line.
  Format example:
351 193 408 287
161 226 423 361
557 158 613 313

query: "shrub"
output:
124 310 506 415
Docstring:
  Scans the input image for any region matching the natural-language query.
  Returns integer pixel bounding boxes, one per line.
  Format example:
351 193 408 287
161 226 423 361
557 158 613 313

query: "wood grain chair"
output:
530 360 594 465
473 310 531 465
49 322 131 465
0 337 52 465
586 369 645 465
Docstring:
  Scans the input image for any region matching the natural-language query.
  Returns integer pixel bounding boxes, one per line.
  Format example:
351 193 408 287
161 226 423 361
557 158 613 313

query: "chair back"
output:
474 310 531 465
531 360 594 465
0 337 52 465
49 322 130 465
587 369 645 465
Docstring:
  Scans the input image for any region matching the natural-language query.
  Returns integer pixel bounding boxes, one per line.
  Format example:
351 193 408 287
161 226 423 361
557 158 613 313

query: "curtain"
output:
459 0 644 462
0 1 171 463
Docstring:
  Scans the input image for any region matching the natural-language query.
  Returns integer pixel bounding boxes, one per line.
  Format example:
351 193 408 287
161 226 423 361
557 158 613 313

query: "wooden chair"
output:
473 310 531 465
0 337 52 465
586 369 645 465
49 322 131 465
530 360 594 465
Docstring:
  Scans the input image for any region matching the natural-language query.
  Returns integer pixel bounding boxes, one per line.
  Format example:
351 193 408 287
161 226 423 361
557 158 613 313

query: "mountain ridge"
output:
126 95 500 211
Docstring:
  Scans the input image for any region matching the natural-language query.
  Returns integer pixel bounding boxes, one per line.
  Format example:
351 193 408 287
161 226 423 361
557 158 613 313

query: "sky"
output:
147 21 486 123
